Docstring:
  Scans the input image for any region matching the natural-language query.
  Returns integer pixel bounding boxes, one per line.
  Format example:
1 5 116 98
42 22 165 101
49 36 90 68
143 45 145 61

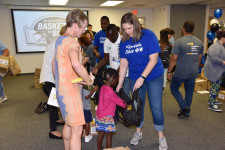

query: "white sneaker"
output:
159 137 168 150
85 134 92 142
0 96 7 102
130 132 142 145
95 106 98 111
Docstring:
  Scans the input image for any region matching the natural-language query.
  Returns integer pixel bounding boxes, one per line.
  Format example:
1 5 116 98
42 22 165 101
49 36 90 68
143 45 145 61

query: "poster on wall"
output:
11 9 88 53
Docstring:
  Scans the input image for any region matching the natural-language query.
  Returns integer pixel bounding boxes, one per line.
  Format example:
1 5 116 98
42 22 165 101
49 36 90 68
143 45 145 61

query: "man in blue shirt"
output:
93 16 110 62
0 41 10 102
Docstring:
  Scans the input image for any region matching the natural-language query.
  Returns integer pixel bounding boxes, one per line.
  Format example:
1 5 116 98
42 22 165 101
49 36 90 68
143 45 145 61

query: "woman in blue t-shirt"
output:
116 13 168 150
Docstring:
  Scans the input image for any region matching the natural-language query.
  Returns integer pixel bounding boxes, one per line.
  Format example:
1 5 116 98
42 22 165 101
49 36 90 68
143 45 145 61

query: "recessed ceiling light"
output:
49 0 69 5
100 1 124 6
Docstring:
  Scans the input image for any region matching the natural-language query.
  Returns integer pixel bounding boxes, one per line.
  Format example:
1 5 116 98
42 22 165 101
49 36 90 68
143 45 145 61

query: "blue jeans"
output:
123 77 131 98
0 77 4 97
170 76 195 111
130 74 164 131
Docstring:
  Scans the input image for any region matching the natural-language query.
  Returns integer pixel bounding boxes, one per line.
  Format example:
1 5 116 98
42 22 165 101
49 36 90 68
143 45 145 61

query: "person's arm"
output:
167 54 178 80
93 46 100 58
92 53 109 75
69 46 93 85
3 49 9 57
82 57 90 65
116 58 128 92
85 85 99 99
198 54 203 67
96 53 109 69
133 53 158 91
208 44 224 65
108 89 126 108
52 56 55 78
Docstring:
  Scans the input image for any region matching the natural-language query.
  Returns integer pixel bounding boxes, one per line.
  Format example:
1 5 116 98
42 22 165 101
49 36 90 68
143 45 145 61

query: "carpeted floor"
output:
0 74 225 150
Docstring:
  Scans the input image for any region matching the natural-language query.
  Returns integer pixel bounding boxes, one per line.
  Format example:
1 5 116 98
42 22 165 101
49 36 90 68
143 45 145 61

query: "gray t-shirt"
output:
83 44 95 71
82 88 91 110
83 44 94 64
172 35 203 79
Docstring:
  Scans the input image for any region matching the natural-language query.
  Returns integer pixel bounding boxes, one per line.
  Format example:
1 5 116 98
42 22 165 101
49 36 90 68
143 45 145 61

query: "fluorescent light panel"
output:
100 1 124 6
49 0 68 5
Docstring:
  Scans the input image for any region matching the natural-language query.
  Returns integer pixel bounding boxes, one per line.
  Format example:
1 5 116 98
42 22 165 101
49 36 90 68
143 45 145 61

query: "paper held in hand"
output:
71 77 83 83
47 87 59 107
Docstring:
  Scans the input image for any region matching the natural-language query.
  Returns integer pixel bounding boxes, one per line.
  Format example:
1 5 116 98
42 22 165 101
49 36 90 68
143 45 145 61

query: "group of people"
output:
38 8 225 150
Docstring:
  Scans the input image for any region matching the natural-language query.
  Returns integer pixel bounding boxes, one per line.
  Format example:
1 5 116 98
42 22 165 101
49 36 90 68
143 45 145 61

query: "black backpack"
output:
117 88 142 127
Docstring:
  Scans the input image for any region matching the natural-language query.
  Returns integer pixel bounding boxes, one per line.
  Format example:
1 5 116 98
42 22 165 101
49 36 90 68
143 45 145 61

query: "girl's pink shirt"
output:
96 85 126 118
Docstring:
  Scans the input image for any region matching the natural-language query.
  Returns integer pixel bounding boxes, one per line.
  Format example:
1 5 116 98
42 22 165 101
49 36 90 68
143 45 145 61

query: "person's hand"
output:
80 73 95 85
92 67 98 75
116 84 122 93
89 72 95 85
93 85 99 91
95 52 101 58
133 77 144 91
167 72 173 80
85 95 91 99
126 104 132 110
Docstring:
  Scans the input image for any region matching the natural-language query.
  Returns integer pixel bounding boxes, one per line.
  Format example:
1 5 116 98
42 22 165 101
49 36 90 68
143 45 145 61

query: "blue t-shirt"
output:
120 29 164 81
0 41 7 56
93 30 106 59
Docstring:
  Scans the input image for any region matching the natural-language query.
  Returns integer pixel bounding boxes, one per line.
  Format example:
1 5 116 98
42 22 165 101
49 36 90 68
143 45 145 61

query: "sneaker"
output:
159 137 168 150
95 106 98 111
0 96 7 102
130 132 142 145
85 134 92 142
208 105 222 112
208 100 222 105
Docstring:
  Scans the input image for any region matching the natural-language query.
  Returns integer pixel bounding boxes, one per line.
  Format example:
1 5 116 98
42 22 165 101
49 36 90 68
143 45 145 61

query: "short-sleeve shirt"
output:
104 33 121 70
93 30 107 59
171 35 203 79
83 44 94 64
83 44 94 72
0 41 7 56
120 29 164 81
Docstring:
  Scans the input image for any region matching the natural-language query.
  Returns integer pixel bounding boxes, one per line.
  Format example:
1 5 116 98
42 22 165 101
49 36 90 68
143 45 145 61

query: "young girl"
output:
96 68 126 150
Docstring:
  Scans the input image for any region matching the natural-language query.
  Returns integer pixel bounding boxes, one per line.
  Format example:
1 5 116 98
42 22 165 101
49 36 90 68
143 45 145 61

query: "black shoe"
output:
178 108 190 117
56 121 65 126
49 132 63 139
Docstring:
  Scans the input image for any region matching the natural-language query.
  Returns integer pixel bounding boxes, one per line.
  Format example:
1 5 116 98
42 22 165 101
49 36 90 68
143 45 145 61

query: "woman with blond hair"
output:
53 9 94 150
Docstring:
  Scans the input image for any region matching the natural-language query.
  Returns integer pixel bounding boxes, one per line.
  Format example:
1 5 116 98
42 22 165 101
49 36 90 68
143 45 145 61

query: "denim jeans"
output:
170 76 195 111
0 77 5 97
123 77 131 98
163 68 168 88
130 74 164 131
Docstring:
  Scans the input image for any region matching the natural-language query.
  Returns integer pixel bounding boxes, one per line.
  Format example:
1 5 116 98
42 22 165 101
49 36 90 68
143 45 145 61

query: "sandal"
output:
35 102 49 114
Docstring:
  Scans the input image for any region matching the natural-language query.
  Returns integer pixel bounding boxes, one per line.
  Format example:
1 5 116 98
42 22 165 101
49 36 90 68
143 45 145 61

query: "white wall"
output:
0 5 45 73
209 8 225 22
152 5 170 39
0 5 153 73
89 8 153 33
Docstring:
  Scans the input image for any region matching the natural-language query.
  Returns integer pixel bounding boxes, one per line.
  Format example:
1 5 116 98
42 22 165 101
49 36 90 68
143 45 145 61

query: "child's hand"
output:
126 104 132 110
85 95 91 99
93 85 99 91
